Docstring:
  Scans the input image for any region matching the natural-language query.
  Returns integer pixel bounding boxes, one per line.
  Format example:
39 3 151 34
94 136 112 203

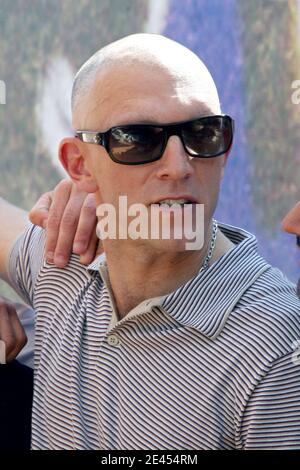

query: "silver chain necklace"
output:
199 218 218 273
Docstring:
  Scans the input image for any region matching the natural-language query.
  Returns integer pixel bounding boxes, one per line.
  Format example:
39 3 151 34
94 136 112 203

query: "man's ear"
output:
59 137 98 193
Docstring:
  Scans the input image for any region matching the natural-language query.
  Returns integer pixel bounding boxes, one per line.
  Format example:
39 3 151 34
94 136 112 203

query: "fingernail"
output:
46 252 54 263
73 242 84 254
79 255 91 265
54 255 66 267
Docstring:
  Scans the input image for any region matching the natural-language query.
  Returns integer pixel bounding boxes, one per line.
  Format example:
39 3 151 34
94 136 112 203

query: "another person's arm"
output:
0 180 97 362
0 197 28 284
0 179 99 284
0 297 28 363
29 179 99 267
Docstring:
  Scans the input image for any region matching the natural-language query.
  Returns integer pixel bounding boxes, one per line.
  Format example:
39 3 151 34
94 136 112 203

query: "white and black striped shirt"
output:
8 222 300 450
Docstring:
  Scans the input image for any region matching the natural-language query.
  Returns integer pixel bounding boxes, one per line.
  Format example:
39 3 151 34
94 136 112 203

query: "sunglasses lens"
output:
182 116 232 157
109 126 165 164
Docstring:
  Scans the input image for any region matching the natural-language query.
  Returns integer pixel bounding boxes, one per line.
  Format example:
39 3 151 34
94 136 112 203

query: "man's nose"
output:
155 135 194 180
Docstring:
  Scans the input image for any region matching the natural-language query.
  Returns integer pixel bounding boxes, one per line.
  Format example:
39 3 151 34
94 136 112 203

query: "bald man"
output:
0 34 300 450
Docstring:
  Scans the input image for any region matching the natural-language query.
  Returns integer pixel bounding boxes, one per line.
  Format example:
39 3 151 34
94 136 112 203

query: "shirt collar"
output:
87 223 270 339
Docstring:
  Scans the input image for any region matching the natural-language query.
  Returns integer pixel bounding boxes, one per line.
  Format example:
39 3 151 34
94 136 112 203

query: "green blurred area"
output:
0 281 22 303
238 0 300 231
0 0 148 209
0 0 148 299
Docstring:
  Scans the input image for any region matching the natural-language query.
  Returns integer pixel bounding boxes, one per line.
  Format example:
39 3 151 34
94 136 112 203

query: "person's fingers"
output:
30 179 98 267
0 300 26 363
73 193 97 255
28 191 54 228
281 201 300 236
52 184 88 268
44 179 72 263
0 300 15 363
79 231 101 265
5 307 27 362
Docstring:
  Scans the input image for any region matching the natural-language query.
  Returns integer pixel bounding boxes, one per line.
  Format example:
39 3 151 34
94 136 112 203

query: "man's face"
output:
80 64 227 253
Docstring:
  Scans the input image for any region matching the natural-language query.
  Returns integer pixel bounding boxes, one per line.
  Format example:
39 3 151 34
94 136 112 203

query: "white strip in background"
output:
144 0 170 34
0 80 5 104
298 0 300 41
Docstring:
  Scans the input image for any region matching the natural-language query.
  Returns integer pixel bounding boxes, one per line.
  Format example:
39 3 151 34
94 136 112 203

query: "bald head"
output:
71 33 221 128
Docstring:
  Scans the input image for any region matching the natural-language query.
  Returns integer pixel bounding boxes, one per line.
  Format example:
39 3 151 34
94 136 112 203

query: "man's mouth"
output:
150 197 197 207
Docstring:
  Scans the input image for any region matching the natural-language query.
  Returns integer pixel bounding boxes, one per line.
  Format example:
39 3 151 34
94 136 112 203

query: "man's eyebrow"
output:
113 113 163 126
112 110 215 127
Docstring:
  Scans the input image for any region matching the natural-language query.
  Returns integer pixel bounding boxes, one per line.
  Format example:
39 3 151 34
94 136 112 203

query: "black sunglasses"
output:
75 114 234 165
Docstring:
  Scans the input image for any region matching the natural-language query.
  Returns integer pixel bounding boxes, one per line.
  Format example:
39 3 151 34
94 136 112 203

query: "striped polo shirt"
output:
8 222 300 450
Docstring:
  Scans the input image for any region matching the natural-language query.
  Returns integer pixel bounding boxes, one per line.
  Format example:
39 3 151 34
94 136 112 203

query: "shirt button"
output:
107 334 120 347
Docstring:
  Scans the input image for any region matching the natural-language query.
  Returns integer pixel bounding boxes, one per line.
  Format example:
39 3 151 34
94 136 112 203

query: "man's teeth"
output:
156 199 192 206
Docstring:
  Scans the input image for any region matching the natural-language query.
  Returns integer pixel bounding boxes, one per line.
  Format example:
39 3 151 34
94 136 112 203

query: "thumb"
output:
29 191 54 228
